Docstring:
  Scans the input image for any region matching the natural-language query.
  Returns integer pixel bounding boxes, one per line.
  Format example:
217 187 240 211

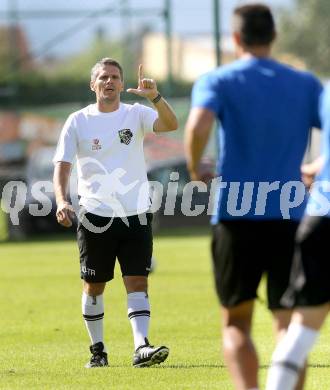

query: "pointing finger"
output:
138 64 143 84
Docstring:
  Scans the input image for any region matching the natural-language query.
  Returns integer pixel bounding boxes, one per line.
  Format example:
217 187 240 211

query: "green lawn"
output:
0 229 329 389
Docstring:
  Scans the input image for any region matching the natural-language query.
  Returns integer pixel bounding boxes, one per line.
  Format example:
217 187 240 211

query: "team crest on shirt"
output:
118 129 133 145
92 138 102 150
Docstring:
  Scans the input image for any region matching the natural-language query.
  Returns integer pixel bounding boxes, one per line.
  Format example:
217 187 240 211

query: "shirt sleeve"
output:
139 104 158 134
191 72 223 117
53 113 77 164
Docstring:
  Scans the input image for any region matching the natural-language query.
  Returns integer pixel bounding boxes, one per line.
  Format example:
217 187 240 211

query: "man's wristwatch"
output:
151 93 162 104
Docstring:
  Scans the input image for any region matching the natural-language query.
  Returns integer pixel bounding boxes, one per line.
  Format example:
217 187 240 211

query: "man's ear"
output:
233 32 241 47
90 81 95 92
272 30 277 43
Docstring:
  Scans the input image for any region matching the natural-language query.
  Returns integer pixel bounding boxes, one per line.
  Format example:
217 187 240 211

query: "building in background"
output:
143 32 235 82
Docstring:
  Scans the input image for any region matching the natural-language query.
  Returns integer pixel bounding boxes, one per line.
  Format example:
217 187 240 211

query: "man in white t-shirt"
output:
53 57 178 368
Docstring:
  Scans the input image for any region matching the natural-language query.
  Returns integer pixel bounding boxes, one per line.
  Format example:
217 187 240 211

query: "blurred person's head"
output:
90 58 124 105
232 3 276 58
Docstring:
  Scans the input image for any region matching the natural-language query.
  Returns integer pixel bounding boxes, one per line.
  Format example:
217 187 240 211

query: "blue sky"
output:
0 0 291 58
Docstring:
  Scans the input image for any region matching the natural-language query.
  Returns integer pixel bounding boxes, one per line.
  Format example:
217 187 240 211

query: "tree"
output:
49 28 138 83
277 0 330 77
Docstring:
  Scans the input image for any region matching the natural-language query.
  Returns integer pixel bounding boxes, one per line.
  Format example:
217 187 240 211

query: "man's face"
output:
90 64 124 103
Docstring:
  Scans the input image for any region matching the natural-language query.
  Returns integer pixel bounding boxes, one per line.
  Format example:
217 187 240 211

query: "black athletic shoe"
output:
133 338 169 367
85 342 108 368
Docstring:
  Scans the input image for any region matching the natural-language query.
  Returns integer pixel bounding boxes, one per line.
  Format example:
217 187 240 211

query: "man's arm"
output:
151 97 178 133
301 156 325 189
126 64 178 132
53 161 74 227
184 107 215 181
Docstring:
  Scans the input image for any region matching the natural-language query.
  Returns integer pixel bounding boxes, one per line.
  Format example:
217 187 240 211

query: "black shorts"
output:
77 212 153 282
211 220 299 309
281 216 330 308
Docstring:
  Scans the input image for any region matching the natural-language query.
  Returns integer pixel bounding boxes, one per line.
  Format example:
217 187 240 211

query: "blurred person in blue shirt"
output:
184 3 322 390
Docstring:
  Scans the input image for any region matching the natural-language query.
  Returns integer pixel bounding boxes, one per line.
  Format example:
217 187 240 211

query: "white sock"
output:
127 292 150 350
266 323 319 390
82 292 107 353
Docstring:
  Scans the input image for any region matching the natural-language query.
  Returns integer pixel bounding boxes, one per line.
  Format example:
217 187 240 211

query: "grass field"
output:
1 228 330 389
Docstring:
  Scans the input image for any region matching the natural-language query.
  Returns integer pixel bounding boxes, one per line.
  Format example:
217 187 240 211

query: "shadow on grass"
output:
164 363 330 370
160 364 225 369
259 364 330 370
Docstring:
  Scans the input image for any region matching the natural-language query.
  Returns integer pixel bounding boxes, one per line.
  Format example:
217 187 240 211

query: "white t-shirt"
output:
53 102 158 217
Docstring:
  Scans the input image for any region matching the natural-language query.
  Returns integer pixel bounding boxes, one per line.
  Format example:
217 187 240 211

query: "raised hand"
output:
126 64 159 101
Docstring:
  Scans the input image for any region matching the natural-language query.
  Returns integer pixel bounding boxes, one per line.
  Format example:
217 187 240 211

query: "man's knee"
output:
123 276 148 293
222 300 255 331
221 301 255 353
83 281 106 296
272 309 292 341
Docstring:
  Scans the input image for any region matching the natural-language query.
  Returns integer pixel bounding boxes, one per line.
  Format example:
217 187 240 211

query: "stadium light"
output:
164 0 173 97
213 0 221 67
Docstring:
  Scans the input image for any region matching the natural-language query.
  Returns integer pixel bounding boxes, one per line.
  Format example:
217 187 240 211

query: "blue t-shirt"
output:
191 57 323 223
307 85 330 218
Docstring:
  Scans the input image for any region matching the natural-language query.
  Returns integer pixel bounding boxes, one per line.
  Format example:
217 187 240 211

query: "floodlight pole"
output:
164 0 173 97
213 0 221 159
120 0 131 73
7 0 19 104
213 0 221 67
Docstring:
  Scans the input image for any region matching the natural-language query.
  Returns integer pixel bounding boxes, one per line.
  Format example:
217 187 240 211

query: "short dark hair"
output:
91 58 124 82
233 3 276 46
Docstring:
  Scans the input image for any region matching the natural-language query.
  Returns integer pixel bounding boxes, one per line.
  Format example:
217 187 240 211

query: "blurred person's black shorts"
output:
211 220 299 309
77 212 153 282
281 216 330 308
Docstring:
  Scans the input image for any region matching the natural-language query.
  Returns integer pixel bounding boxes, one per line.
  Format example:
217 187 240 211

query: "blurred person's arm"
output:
53 161 74 227
184 107 214 181
126 64 178 132
301 156 325 189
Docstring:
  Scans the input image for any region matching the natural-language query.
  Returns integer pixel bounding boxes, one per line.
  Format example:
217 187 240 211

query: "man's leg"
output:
267 216 330 389
123 276 150 350
272 309 311 390
77 211 118 367
271 309 307 390
82 281 108 367
123 275 169 367
82 281 107 346
221 300 259 390
267 305 329 390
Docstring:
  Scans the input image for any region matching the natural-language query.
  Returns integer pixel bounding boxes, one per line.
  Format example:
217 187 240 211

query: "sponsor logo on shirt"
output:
92 138 102 150
118 129 133 145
